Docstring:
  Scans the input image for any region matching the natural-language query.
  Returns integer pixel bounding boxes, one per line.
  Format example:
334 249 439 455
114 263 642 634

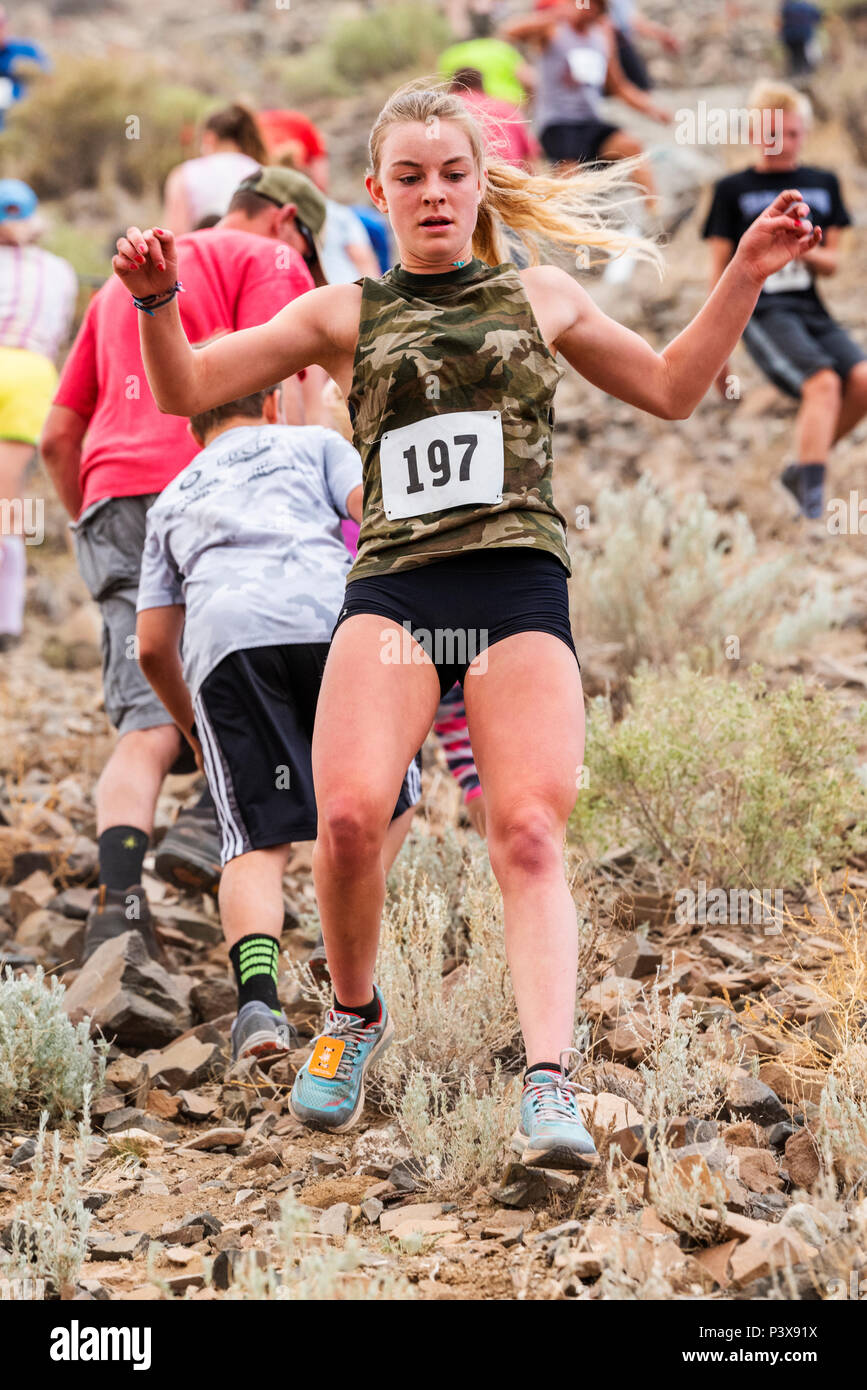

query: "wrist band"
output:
132 280 185 316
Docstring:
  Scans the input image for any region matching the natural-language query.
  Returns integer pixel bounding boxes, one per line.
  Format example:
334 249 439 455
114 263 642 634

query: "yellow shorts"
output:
0 346 58 446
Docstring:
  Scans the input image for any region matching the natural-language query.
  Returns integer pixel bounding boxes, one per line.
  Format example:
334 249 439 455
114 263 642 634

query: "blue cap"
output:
0 180 38 223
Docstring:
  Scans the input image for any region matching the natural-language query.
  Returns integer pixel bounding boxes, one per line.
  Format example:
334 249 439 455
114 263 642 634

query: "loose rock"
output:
63 932 192 1047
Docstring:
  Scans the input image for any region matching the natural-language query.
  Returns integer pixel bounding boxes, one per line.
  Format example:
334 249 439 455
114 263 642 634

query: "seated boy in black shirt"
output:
703 80 866 520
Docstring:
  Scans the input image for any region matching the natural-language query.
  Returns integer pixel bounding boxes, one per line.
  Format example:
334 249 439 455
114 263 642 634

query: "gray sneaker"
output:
230 1000 296 1062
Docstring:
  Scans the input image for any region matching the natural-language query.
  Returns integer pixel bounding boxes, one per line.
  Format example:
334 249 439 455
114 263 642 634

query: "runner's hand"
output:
112 225 178 299
734 190 822 286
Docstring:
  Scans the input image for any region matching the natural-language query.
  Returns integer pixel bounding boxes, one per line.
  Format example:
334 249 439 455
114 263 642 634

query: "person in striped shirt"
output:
0 180 76 648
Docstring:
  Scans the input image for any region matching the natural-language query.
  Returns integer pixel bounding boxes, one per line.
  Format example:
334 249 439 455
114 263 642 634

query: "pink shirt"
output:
54 228 314 516
457 90 540 169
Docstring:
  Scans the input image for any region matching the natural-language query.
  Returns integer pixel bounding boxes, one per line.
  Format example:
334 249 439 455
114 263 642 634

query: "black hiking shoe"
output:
155 805 222 895
81 883 168 966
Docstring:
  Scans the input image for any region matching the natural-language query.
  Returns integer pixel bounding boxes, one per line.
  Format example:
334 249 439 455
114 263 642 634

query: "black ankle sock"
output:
333 992 379 1024
229 935 280 1010
524 1061 563 1085
98 825 149 891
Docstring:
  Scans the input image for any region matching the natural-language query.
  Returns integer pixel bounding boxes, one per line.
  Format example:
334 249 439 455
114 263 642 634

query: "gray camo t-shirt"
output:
137 423 361 697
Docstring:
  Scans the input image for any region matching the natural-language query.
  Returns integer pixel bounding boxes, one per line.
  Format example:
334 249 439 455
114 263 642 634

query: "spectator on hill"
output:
40 169 328 963
703 81 866 520
780 1 824 76
440 8 536 105
0 5 51 131
162 103 267 234
505 0 670 217
450 66 540 171
0 180 76 650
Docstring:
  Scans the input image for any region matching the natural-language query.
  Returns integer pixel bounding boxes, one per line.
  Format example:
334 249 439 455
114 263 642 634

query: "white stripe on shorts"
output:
405 755 422 806
193 693 248 865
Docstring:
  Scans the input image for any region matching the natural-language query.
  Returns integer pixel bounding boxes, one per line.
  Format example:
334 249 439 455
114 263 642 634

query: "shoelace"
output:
526 1074 587 1124
526 1047 593 1124
314 1008 370 1082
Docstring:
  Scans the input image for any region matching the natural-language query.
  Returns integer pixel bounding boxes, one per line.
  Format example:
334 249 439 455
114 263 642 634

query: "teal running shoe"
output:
511 1061 599 1170
231 1000 296 1063
289 985 394 1133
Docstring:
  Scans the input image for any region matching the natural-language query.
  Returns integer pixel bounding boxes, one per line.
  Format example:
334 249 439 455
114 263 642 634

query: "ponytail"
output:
204 103 268 164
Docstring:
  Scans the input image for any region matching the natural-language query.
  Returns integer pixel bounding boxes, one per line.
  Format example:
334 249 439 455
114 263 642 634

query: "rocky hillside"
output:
1 0 867 1305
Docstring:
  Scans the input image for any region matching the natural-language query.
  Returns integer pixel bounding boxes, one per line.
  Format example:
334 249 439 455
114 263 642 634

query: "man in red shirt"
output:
41 168 327 963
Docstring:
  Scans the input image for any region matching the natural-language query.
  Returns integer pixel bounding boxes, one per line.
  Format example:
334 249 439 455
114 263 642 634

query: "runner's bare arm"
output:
112 226 356 414
41 405 87 519
137 605 198 756
545 190 821 418
707 235 735 292
346 485 363 524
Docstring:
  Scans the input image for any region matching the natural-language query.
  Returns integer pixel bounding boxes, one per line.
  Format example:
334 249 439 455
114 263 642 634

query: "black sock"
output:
229 935 280 1011
98 825 149 891
524 1061 563 1085
333 992 379 1024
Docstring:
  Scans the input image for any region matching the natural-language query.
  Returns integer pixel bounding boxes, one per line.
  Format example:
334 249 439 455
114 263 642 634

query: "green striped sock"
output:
229 934 280 1010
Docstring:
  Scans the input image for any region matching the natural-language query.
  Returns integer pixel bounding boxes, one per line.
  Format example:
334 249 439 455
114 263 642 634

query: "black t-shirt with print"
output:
702 164 851 314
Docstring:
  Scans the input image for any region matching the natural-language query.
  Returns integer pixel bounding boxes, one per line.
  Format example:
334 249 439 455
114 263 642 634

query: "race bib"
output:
763 259 812 295
566 47 608 88
379 410 504 521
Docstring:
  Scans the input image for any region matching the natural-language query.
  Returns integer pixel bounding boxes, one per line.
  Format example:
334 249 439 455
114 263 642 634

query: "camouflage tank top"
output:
346 257 571 582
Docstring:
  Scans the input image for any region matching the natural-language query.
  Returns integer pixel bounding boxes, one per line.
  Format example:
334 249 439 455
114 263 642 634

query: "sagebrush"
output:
571 665 867 888
0 966 107 1124
7 1099 93 1298
569 477 835 681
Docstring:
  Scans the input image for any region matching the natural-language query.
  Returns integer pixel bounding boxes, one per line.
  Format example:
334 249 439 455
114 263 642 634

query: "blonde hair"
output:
748 80 812 125
368 79 663 273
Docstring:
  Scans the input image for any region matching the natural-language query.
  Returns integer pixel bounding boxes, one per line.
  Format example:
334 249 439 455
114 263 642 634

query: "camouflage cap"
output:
234 166 328 281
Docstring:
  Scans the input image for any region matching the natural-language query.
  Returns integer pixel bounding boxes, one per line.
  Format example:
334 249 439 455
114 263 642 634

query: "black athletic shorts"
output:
333 547 580 700
742 302 866 399
194 644 422 865
540 120 620 166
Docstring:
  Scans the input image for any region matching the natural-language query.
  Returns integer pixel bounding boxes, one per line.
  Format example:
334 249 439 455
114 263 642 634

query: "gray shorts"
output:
70 494 173 737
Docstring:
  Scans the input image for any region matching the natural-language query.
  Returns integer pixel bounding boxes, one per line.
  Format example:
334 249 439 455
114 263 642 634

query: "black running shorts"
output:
334 547 580 700
742 302 866 399
540 120 621 165
194 643 422 865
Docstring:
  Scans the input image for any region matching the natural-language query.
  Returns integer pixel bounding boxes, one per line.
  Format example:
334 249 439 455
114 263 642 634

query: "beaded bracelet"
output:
132 280 185 316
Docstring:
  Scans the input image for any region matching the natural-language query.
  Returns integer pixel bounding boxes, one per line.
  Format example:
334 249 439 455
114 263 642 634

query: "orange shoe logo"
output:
308 1036 345 1079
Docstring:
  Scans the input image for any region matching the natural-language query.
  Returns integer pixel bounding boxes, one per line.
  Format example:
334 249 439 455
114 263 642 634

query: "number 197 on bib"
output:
379 410 505 521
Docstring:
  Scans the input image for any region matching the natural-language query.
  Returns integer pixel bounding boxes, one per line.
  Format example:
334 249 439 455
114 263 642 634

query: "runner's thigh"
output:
311 614 441 824
463 631 584 828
